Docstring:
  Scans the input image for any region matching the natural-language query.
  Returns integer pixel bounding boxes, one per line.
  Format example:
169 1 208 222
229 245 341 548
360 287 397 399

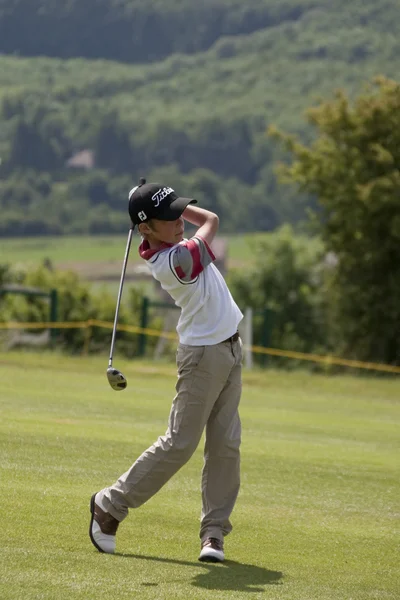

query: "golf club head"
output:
107 367 127 391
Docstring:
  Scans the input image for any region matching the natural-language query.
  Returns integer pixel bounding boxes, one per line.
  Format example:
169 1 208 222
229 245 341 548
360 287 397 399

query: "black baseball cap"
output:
128 179 197 226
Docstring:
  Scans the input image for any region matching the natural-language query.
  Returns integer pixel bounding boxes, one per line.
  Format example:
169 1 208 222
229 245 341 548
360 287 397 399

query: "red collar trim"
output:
139 239 174 260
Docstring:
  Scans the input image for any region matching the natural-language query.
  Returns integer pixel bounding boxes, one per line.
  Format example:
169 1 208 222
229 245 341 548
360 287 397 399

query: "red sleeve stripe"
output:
187 239 202 279
175 265 186 280
195 235 216 261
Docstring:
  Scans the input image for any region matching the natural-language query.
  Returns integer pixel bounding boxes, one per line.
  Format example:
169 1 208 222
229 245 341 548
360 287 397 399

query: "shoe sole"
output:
89 493 105 553
198 554 224 563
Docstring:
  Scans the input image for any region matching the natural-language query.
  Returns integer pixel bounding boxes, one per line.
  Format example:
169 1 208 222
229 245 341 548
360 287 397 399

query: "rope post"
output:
49 289 58 345
242 307 253 369
138 296 150 357
82 320 92 355
261 308 274 367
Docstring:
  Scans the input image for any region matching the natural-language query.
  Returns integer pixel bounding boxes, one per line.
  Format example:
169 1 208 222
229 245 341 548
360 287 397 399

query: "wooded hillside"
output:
0 0 399 235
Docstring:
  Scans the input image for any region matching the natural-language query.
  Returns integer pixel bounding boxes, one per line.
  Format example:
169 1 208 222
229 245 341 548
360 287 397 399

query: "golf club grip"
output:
108 228 133 366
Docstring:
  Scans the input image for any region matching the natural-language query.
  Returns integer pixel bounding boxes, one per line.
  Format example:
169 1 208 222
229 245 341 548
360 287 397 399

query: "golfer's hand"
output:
182 206 219 245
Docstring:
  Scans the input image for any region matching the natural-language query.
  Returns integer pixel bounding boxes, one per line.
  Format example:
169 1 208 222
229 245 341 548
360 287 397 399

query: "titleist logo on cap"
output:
152 187 174 207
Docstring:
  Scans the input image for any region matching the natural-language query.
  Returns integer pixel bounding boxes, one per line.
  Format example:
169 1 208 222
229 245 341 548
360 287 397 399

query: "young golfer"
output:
89 180 243 562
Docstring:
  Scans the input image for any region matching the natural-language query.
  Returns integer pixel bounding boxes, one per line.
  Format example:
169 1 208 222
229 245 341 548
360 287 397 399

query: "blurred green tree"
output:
269 77 400 364
228 226 327 358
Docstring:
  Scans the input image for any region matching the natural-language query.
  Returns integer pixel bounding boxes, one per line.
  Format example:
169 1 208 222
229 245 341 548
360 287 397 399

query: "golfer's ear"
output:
138 223 151 235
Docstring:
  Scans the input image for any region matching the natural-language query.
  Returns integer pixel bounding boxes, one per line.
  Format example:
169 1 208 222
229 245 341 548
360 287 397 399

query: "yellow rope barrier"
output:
0 320 399 374
0 321 89 329
250 345 400 374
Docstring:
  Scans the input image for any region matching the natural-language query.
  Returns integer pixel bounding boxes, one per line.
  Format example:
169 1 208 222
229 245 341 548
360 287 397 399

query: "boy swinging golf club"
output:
90 179 243 562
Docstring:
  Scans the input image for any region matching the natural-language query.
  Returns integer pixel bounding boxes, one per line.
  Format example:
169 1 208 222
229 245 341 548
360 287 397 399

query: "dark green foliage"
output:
270 77 400 365
0 262 147 355
93 112 133 174
0 0 318 63
228 226 328 362
0 165 280 235
6 119 60 172
0 0 399 235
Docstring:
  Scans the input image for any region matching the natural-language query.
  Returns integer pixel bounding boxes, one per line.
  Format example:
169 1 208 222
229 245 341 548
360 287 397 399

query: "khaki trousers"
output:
99 337 242 543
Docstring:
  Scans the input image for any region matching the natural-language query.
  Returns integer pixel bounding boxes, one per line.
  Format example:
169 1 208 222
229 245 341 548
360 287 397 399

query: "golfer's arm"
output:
182 206 219 245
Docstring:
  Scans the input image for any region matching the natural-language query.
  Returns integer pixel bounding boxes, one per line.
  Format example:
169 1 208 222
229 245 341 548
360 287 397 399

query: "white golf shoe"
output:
198 537 225 563
89 493 119 554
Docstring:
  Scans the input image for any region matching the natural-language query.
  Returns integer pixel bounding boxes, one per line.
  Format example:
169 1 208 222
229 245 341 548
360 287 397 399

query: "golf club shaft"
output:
108 227 133 367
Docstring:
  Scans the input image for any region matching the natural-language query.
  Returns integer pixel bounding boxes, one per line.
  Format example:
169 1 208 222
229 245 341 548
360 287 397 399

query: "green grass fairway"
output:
0 235 139 265
0 352 399 600
0 233 267 270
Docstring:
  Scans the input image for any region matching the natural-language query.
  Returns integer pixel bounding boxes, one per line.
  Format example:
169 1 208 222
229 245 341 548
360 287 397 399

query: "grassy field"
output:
1 235 138 265
0 351 399 600
0 233 267 270
0 232 269 302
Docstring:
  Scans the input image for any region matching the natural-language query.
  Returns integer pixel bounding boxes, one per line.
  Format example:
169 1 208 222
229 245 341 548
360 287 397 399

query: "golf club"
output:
106 226 134 391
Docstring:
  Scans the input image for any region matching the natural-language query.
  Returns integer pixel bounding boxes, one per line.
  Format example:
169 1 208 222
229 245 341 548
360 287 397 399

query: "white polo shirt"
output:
139 236 243 345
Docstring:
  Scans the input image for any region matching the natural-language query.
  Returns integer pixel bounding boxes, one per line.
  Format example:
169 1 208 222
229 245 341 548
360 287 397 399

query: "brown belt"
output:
222 331 240 344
